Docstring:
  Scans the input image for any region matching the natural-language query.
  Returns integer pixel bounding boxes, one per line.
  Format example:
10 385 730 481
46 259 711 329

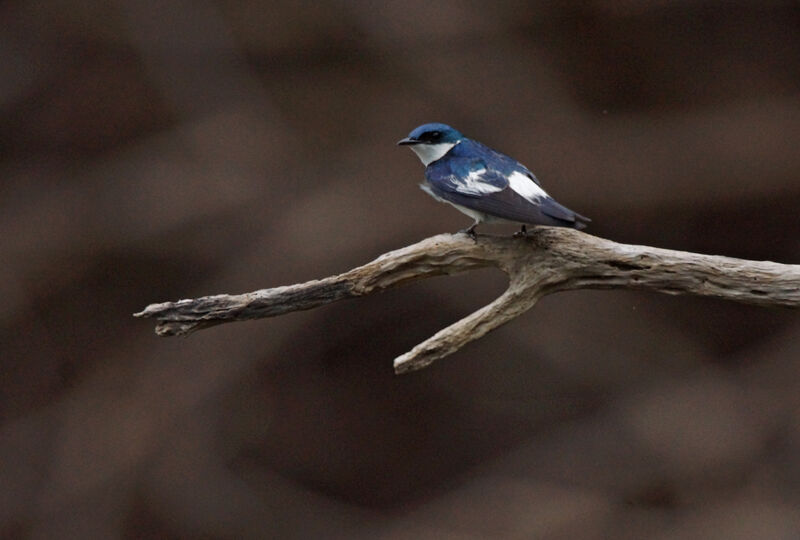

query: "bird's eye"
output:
429 131 441 139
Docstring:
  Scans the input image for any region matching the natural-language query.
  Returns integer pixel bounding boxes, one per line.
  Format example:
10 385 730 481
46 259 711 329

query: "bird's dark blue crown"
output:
405 123 464 144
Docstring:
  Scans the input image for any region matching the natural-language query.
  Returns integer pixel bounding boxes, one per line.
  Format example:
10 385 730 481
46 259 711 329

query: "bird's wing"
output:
426 154 588 227
468 139 544 187
425 156 508 197
424 157 539 222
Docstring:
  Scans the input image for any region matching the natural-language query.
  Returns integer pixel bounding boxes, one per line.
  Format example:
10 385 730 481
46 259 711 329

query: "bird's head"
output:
398 123 464 166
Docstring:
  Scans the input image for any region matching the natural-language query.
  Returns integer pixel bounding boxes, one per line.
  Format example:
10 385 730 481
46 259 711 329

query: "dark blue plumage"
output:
398 123 590 235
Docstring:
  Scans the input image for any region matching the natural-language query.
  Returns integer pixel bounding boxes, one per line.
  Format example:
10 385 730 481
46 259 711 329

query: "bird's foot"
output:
512 225 528 238
458 224 478 241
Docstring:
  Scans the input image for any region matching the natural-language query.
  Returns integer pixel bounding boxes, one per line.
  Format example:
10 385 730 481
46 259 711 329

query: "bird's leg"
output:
513 224 528 238
458 222 479 240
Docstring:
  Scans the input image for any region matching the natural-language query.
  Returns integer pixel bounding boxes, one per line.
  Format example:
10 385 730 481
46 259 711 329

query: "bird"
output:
398 123 590 237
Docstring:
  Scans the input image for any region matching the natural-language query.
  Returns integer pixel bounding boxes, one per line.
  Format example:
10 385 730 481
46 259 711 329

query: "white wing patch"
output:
507 170 547 202
457 168 504 195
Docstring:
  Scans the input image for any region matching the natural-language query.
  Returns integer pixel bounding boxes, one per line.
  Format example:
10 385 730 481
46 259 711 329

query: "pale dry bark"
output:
135 228 800 373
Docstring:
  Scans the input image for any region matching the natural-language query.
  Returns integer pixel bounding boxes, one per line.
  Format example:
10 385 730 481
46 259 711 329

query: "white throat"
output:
410 141 458 166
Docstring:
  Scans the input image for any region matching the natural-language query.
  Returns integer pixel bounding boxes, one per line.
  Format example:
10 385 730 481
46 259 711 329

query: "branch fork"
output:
135 229 800 373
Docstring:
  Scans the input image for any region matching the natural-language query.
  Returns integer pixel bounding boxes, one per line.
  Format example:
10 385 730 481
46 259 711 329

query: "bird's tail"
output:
540 197 591 230
572 212 591 230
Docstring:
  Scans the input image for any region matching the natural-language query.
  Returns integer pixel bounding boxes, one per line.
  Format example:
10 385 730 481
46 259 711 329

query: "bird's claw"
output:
513 225 528 238
458 225 478 241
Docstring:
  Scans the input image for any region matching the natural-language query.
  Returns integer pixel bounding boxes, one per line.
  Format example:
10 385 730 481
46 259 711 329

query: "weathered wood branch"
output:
135 228 800 373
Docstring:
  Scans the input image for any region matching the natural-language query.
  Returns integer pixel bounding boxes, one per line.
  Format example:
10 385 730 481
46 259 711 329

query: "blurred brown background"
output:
2 1 800 538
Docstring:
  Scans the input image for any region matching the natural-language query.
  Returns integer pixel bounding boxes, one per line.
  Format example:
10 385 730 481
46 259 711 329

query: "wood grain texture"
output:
135 228 800 373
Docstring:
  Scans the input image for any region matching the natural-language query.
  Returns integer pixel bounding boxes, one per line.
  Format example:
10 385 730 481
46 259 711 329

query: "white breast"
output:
410 142 457 166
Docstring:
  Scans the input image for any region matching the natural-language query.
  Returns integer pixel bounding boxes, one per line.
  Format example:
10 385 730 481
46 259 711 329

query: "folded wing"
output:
425 152 589 229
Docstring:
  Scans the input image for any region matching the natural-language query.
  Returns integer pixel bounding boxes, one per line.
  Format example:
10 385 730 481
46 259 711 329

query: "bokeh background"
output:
2 1 800 538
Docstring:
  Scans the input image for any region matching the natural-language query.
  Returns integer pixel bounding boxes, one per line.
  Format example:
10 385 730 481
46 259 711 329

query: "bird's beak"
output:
397 137 418 146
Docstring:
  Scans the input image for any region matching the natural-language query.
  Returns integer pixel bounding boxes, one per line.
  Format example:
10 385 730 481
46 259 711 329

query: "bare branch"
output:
135 228 800 373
